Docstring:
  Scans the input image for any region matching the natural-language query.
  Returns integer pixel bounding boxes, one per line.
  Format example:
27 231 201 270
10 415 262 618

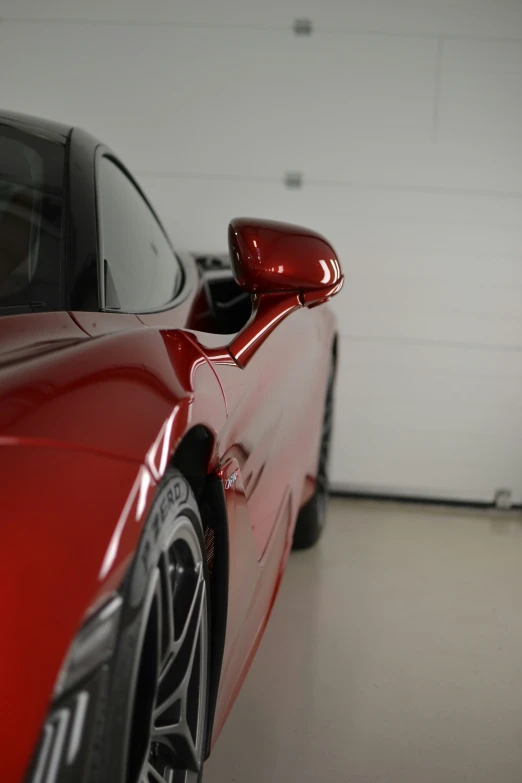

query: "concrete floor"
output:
205 498 522 783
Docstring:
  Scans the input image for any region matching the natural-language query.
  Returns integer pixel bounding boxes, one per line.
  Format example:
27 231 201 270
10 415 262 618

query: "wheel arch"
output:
170 424 214 504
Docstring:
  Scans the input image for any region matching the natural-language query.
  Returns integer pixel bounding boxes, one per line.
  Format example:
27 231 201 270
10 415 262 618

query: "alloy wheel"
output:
130 518 208 783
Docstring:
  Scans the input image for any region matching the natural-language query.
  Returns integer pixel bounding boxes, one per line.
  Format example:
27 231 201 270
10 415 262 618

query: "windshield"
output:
0 126 64 312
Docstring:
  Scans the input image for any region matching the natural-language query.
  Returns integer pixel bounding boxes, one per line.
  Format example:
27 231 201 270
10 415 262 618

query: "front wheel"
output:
104 469 210 783
292 359 335 550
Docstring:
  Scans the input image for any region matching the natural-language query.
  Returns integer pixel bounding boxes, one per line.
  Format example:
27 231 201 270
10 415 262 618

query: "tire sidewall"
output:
102 469 208 783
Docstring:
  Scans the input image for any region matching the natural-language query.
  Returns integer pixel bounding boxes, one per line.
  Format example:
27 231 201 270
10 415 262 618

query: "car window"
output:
97 156 182 312
0 131 63 310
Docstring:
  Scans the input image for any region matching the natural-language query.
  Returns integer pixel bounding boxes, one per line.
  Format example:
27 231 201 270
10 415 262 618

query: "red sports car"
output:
0 111 343 783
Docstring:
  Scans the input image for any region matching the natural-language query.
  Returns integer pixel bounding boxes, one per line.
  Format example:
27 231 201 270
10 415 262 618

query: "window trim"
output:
95 150 190 314
64 128 102 312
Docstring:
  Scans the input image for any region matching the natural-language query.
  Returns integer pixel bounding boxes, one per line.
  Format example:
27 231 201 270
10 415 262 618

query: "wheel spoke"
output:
154 574 205 721
153 572 165 673
146 762 169 783
158 551 175 664
179 574 205 673
151 716 200 772
158 564 204 684
132 515 208 783
173 565 203 657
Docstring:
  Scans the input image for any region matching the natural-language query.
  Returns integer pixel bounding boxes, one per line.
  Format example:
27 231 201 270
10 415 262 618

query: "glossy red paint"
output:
195 301 330 561
214 291 302 368
0 311 87 363
0 315 228 781
0 446 152 783
1 230 341 782
302 277 345 307
229 217 343 294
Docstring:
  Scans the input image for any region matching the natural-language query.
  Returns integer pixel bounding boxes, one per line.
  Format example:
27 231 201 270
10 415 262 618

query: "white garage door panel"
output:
0 23 435 177
346 361 522 411
2 22 522 195
303 143 522 195
331 428 522 503
331 345 522 502
334 418 522 473
335 253 522 287
341 340 522 378
345 278 522 323
336 188 522 228
439 38 522 143
346 396 522 441
2 2 521 503
335 300 522 347
2 0 522 39
349 277 522 317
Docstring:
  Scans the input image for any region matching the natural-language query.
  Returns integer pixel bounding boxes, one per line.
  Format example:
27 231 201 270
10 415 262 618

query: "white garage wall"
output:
1 0 522 503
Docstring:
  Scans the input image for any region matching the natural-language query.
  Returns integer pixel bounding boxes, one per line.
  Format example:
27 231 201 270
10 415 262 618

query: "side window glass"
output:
0 133 64 310
97 156 182 311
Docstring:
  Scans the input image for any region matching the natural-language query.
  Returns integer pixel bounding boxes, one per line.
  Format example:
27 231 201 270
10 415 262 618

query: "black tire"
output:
103 468 210 783
292 359 335 550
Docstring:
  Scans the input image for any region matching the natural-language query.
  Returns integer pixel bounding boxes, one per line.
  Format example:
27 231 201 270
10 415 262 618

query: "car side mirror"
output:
228 217 343 306
207 218 343 367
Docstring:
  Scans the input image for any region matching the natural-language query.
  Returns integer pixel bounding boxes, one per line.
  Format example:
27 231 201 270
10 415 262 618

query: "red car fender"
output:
0 320 229 781
0 320 227 468
0 445 152 782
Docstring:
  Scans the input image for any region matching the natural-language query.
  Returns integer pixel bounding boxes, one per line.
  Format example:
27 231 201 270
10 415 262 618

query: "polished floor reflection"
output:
205 498 522 783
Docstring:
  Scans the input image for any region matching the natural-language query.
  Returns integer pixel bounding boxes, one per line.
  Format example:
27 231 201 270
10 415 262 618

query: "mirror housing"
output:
228 217 343 306
201 217 344 368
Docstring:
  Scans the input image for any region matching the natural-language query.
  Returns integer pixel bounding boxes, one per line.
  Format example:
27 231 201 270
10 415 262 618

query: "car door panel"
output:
192 303 323 558
211 474 292 746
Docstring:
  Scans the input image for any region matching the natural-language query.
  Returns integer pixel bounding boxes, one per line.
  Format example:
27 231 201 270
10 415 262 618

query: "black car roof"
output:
0 110 72 143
